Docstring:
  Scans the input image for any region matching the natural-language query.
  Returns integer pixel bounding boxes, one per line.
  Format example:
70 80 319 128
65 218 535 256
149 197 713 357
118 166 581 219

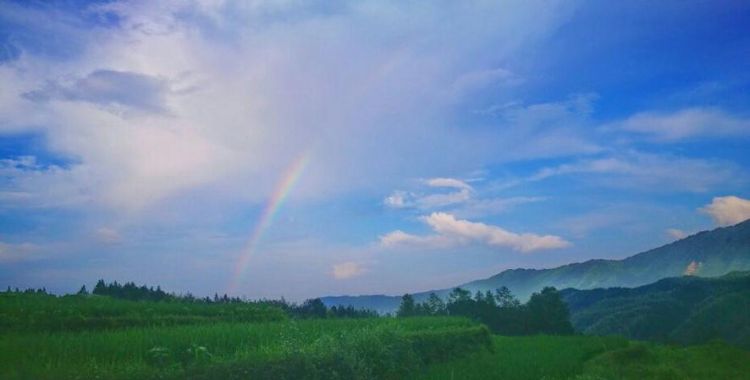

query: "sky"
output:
1 0 749 301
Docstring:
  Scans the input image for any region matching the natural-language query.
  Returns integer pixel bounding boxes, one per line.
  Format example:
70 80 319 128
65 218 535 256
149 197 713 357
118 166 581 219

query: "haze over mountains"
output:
322 219 750 313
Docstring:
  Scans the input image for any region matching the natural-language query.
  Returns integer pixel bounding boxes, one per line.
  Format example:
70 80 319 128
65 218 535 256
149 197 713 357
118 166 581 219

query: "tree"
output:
494 286 520 309
300 298 327 318
77 285 89 295
525 287 574 335
448 287 472 303
93 279 107 295
397 294 416 317
426 293 446 315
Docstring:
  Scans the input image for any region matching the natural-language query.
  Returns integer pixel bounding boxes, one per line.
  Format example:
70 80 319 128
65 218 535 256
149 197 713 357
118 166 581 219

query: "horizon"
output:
1 1 750 302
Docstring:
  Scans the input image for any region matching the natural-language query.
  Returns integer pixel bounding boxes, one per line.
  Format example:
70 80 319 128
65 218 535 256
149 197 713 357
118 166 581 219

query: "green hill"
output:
561 271 750 349
322 219 750 313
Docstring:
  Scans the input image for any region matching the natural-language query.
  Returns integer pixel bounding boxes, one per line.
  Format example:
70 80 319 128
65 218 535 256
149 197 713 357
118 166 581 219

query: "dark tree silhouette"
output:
397 294 416 317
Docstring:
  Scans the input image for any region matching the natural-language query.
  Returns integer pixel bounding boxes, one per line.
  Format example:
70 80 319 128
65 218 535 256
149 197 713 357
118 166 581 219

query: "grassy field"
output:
0 316 491 379
0 293 287 332
418 335 750 380
3 293 750 379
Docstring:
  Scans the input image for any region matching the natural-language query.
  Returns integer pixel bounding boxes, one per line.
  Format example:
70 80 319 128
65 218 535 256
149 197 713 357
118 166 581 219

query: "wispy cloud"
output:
384 177 474 209
522 151 741 193
608 108 750 142
381 212 569 253
23 70 172 114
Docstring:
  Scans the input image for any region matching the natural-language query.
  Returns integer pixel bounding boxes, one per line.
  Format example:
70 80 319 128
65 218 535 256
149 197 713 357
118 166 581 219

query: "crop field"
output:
3 293 750 380
0 295 491 380
0 293 287 332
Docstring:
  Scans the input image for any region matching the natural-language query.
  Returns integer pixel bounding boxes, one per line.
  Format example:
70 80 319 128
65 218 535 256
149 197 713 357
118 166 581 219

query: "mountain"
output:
321 219 750 313
560 271 750 349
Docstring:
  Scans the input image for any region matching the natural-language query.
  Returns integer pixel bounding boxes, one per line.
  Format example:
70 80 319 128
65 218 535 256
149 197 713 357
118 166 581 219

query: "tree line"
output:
396 286 574 335
85 279 377 319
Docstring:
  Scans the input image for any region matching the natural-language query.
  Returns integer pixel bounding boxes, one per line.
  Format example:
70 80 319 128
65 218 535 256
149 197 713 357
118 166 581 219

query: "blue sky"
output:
1 0 749 300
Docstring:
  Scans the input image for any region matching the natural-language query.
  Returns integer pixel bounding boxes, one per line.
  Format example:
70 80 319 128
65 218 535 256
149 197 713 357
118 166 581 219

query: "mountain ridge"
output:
322 219 750 313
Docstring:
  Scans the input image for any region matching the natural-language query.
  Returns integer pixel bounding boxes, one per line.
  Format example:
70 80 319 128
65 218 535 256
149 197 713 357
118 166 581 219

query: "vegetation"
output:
0 291 286 332
0 280 379 333
3 275 749 379
0 313 490 380
561 271 750 349
418 335 750 380
578 340 750 380
397 286 574 335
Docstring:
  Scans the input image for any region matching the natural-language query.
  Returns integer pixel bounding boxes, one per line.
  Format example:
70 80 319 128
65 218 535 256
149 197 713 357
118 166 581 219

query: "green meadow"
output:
3 291 750 379
418 335 750 380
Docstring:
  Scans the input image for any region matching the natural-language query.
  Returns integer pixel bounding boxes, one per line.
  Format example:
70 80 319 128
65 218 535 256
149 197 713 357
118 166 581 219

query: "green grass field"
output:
3 293 750 379
0 316 491 379
418 335 750 380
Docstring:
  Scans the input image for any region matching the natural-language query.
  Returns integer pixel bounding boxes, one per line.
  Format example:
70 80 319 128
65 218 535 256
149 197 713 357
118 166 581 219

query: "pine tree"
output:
77 285 89 295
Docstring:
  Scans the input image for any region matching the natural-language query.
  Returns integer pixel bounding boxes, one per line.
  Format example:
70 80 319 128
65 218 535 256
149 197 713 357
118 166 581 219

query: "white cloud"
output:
379 230 454 249
383 191 409 208
331 261 365 280
384 177 474 210
426 178 473 190
666 228 688 240
380 212 569 252
700 196 750 226
0 1 584 214
609 108 750 142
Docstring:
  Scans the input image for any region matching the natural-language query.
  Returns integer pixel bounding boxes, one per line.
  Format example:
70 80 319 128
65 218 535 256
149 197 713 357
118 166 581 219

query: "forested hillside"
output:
561 271 750 349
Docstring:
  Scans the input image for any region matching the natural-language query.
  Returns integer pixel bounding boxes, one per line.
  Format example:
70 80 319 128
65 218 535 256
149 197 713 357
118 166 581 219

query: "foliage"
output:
0 291 287 333
562 271 750 348
0 281 378 334
418 335 750 380
418 335 628 380
0 317 490 380
396 286 574 335
577 340 750 380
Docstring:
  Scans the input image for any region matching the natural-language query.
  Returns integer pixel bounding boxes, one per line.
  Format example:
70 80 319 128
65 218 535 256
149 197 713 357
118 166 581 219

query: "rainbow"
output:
228 151 311 294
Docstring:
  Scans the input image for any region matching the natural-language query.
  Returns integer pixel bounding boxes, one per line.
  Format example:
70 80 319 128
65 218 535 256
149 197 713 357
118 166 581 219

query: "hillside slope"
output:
561 271 750 348
322 220 750 313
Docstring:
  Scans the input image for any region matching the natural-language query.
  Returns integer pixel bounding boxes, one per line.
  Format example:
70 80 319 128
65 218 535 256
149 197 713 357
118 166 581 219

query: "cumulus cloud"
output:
380 212 569 252
666 228 688 240
700 196 750 226
609 108 750 142
383 191 409 208
331 262 365 280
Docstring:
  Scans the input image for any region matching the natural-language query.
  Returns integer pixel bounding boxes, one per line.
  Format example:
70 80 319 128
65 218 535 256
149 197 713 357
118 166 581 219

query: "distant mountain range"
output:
322 219 750 314
561 270 750 349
